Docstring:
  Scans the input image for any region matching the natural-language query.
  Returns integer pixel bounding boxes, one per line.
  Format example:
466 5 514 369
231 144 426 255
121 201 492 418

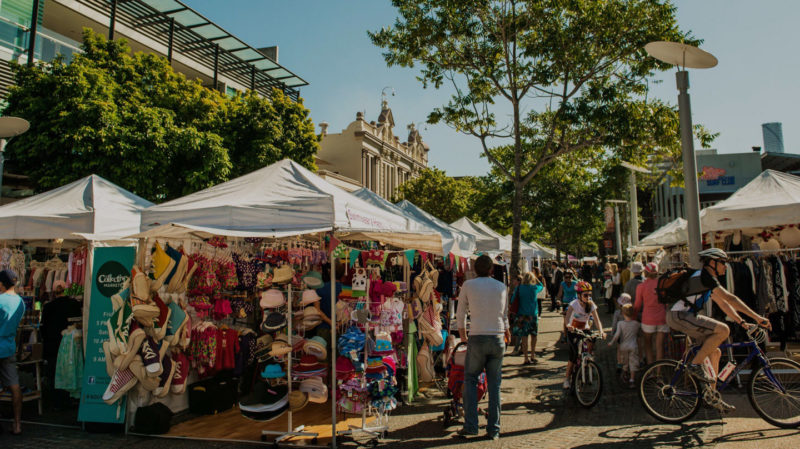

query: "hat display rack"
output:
260 281 320 443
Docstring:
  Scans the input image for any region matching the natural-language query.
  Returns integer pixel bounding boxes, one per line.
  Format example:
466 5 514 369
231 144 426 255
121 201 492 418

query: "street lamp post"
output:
0 116 31 204
645 42 717 267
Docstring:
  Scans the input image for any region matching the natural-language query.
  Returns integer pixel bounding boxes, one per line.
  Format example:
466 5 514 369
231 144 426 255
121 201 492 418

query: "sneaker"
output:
563 379 571 389
488 433 500 441
686 363 713 384
454 428 479 439
170 352 189 394
704 388 736 413
139 335 162 376
154 354 176 398
102 366 137 404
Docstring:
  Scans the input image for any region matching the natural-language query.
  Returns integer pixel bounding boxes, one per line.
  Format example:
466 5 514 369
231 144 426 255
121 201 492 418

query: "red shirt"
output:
634 278 666 326
214 328 240 371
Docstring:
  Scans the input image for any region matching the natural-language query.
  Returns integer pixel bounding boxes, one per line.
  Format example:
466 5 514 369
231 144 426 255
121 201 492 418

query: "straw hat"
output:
303 336 328 360
272 265 295 284
289 390 309 411
260 289 285 309
300 289 321 306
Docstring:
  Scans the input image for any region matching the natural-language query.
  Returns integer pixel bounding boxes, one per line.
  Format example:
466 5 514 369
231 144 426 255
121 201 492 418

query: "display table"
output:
0 358 43 415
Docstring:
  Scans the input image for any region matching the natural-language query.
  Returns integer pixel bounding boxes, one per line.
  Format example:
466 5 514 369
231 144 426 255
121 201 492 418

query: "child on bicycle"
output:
609 303 640 388
563 281 605 389
665 248 772 412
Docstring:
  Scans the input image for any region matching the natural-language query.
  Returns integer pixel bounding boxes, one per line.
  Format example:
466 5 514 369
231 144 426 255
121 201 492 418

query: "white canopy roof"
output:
632 217 688 251
450 217 507 252
394 200 476 257
701 170 800 232
0 174 153 241
351 188 444 253
137 160 434 249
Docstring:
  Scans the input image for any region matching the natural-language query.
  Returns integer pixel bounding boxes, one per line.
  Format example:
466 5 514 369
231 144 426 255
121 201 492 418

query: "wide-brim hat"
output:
261 363 286 379
289 390 309 411
335 356 355 375
296 354 325 372
303 336 328 360
299 377 328 403
261 312 287 332
269 340 292 357
272 265 295 284
240 403 288 422
300 289 321 306
260 289 286 309
303 271 323 289
631 262 644 274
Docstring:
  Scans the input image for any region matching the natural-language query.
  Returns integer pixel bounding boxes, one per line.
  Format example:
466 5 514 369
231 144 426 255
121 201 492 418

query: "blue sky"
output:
183 0 799 176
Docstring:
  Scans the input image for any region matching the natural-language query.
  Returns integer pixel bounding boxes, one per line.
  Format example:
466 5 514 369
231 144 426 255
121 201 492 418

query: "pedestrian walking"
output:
548 262 563 312
455 255 510 441
508 274 523 356
0 269 25 435
509 272 543 365
555 270 578 312
633 262 668 365
610 263 622 313
608 304 640 388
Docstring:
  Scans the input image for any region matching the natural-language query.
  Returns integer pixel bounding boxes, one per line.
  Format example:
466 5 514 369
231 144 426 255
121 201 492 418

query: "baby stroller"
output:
442 341 487 427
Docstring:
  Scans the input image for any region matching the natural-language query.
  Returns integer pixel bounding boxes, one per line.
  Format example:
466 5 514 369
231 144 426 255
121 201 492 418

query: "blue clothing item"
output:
316 281 341 330
561 280 578 304
0 292 24 359
463 335 505 436
511 284 543 317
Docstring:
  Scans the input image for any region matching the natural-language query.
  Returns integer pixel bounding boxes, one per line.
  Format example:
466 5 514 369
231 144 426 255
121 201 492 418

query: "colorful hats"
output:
302 306 322 329
303 271 323 289
261 363 286 379
645 262 659 274
296 354 325 372
260 289 285 309
303 336 328 360
269 340 292 358
300 289 321 306
239 383 289 412
335 356 355 375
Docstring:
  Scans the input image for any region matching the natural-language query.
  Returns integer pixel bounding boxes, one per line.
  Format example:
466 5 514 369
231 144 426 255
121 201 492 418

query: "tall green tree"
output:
3 29 319 201
393 167 479 223
371 0 693 275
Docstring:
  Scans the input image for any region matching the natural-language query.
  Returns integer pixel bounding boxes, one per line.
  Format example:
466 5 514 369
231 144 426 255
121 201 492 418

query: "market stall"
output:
394 200 476 258
101 159 441 447
0 174 152 420
450 217 509 253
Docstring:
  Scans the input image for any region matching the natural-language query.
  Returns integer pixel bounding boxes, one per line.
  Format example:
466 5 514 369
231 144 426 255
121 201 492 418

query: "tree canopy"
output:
371 0 694 273
392 167 480 224
3 29 318 201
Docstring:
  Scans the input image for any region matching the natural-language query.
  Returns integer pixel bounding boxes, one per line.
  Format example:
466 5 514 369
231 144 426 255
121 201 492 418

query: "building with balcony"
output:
316 100 429 198
0 0 307 100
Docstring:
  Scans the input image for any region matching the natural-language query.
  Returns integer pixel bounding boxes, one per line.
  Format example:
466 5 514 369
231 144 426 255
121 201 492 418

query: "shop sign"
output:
700 166 735 186
603 239 613 249
78 246 136 424
346 207 387 229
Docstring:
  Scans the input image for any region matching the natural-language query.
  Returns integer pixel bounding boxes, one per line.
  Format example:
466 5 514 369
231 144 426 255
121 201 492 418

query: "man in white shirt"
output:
456 255 510 441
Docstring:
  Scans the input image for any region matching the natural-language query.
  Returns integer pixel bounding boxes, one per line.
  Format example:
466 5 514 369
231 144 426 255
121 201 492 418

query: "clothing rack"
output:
725 246 800 255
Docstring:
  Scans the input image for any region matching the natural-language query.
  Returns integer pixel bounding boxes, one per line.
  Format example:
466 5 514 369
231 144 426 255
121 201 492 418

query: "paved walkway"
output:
2 304 799 448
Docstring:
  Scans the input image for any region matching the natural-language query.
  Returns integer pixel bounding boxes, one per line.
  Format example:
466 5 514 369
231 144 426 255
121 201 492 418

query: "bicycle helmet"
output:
698 248 728 262
575 281 592 293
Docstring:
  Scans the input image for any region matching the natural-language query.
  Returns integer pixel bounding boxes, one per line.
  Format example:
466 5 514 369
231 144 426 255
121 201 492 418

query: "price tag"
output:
350 350 357 359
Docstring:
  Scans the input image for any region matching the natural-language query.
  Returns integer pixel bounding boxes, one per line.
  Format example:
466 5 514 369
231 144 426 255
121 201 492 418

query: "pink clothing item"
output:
634 278 666 326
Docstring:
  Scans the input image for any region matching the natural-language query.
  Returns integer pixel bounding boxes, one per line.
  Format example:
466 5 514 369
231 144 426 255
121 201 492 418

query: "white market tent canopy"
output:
394 200 476 257
350 188 444 254
632 217 689 251
701 169 800 232
0 174 153 241
136 159 437 249
450 217 507 252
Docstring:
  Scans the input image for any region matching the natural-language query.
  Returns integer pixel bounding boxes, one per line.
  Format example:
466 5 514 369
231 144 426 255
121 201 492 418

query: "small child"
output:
611 293 632 335
609 303 640 388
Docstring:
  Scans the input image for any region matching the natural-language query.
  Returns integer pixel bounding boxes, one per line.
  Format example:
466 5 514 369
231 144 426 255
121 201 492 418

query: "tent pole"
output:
330 248 337 449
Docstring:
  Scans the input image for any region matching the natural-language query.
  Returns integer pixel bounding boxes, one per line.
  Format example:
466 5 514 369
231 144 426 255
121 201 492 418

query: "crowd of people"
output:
454 249 772 440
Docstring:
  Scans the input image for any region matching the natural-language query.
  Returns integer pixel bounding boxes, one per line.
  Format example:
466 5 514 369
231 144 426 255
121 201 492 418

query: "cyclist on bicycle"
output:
665 248 772 412
563 281 606 389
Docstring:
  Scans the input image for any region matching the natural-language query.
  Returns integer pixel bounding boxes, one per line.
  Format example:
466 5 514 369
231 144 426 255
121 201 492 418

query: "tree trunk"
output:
511 180 523 278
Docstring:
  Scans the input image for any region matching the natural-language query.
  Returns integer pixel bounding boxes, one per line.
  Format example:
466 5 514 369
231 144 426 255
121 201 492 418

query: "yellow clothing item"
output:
620 268 632 286
151 242 173 281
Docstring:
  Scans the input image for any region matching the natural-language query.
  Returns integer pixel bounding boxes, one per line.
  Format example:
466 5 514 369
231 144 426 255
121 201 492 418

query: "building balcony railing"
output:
0 14 82 65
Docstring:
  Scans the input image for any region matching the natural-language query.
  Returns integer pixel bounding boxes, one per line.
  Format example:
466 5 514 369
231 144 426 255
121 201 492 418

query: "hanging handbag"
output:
417 343 435 383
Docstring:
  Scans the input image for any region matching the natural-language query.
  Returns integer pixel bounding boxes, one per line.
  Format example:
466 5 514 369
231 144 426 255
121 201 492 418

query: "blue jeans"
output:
463 335 505 436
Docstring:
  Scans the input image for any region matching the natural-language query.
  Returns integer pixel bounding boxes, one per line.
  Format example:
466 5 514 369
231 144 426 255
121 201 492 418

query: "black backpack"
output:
655 269 708 313
134 402 173 434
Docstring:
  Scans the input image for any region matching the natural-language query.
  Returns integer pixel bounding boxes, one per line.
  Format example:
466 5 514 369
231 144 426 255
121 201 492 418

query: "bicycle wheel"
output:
748 357 800 428
639 360 701 423
573 360 602 407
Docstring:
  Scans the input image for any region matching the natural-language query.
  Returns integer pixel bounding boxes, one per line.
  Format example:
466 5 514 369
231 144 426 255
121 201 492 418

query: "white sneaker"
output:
563 379 571 389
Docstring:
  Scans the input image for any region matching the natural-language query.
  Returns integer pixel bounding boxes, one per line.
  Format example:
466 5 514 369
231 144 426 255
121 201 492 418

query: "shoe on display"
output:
139 335 162 376
171 352 189 394
102 366 137 405
154 354 177 398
